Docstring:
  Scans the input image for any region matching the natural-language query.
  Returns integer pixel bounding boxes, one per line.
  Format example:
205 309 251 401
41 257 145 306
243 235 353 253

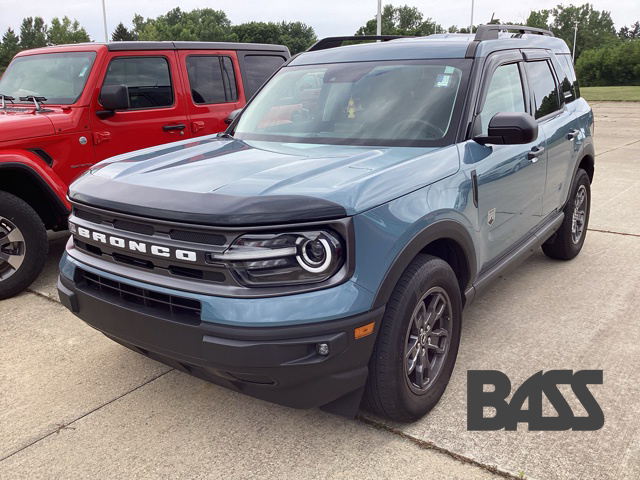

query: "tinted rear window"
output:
557 54 580 101
186 55 238 104
243 55 286 98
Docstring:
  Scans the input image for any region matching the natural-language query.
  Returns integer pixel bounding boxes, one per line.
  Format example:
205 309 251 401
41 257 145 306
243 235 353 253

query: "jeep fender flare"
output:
0 156 70 214
371 219 478 310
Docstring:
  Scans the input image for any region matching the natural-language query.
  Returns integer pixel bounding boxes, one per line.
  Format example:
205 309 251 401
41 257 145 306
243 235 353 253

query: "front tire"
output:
542 168 591 260
364 254 462 422
0 191 48 300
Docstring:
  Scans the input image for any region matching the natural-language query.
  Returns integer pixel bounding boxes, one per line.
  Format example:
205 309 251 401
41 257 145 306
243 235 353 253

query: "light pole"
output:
572 20 578 62
376 0 382 36
102 0 108 42
470 0 475 34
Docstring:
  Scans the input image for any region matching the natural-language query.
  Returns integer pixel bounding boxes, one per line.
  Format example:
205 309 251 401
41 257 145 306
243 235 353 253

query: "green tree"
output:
618 21 640 40
47 17 90 45
233 21 281 45
275 21 317 54
111 22 136 41
355 4 441 36
526 10 551 29
526 4 617 59
551 4 616 58
132 8 237 42
576 39 640 86
19 16 47 50
232 21 316 54
0 28 21 71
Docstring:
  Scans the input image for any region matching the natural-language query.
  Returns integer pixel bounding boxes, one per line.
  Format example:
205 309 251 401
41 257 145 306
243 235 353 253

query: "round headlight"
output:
298 238 332 273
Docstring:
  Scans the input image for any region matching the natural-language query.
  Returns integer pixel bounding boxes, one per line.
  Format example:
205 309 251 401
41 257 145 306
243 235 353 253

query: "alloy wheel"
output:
404 287 452 394
571 184 587 244
0 216 26 281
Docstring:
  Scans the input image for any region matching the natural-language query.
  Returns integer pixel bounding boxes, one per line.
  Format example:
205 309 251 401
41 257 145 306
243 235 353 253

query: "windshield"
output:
233 59 470 147
0 52 97 105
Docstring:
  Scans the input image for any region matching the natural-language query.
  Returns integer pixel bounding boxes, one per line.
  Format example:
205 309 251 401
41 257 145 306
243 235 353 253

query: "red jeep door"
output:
90 51 191 161
178 50 245 136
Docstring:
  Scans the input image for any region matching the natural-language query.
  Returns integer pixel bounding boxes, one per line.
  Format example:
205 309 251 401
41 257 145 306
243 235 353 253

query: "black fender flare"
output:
0 162 70 218
371 219 478 309
562 140 595 208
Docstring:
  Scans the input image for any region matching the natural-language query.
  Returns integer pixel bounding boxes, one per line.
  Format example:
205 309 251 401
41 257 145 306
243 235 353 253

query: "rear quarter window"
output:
242 55 287 99
557 54 580 101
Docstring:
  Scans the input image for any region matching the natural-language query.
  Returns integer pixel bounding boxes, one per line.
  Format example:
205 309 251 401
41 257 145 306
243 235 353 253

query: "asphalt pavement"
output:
1 102 639 480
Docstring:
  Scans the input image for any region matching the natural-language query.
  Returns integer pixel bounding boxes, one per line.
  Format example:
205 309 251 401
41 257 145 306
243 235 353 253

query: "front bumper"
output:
58 265 384 416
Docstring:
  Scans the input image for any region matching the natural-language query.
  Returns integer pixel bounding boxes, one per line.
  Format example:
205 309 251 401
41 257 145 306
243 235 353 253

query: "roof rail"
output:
307 35 409 52
474 24 553 41
465 24 554 58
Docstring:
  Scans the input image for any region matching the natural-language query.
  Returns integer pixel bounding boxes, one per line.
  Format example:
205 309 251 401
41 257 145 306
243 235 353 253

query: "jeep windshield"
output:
233 59 470 147
0 52 97 105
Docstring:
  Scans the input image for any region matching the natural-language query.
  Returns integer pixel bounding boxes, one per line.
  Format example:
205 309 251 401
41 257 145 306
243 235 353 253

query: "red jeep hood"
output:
0 110 56 143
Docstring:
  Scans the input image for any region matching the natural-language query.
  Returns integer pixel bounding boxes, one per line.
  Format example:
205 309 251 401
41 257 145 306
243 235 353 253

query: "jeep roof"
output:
15 41 290 57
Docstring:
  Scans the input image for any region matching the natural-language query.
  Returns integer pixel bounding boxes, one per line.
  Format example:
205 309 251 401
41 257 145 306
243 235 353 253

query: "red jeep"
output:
0 41 290 298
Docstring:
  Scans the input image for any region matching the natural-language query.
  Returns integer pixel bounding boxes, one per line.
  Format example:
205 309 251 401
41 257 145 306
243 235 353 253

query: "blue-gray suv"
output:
58 25 595 422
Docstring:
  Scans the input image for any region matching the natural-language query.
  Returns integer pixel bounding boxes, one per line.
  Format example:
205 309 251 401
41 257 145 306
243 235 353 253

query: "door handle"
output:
163 124 186 131
528 146 545 162
566 129 579 140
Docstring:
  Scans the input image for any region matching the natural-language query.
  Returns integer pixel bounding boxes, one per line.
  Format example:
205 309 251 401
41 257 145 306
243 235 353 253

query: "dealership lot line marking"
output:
0 368 173 463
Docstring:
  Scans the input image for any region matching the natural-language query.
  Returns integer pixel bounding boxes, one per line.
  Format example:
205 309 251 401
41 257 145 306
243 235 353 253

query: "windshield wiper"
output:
19 95 52 112
0 94 15 109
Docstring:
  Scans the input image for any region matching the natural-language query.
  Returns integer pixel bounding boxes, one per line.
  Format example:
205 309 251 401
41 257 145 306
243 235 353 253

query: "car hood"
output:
70 136 460 225
0 109 56 142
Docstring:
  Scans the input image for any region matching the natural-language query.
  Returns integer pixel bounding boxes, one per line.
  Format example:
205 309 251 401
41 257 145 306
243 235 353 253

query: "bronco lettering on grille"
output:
76 226 197 262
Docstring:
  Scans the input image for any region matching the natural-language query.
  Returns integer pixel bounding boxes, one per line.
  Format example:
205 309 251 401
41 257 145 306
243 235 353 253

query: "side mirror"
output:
225 108 242 125
474 112 538 145
99 84 130 111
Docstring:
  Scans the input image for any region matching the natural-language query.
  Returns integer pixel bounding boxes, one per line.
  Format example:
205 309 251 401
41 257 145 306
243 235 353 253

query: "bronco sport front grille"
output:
71 206 232 285
77 269 202 325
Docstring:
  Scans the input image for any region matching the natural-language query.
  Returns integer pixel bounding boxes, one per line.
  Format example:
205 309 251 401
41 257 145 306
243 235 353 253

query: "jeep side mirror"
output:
474 112 538 145
225 108 242 125
99 84 130 112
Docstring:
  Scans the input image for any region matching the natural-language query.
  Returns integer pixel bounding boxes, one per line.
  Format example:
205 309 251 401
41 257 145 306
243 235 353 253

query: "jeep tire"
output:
542 168 591 261
364 254 462 422
0 191 49 300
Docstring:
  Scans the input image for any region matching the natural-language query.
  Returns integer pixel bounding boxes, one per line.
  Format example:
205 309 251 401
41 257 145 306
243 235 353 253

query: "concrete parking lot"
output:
1 102 639 480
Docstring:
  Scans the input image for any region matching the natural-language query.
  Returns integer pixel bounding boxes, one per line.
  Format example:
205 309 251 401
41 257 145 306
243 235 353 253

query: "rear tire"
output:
364 254 462 422
542 168 590 260
0 191 48 300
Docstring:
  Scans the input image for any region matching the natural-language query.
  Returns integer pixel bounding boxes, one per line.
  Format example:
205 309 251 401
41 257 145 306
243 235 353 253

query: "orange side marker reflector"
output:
355 322 375 339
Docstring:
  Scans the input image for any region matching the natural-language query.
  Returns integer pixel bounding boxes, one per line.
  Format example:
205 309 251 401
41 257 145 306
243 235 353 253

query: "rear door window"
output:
103 56 173 109
526 61 561 119
243 55 286 98
186 55 238 104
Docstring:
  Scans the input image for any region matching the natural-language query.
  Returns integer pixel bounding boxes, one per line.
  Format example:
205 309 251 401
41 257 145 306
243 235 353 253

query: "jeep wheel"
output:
542 168 591 260
364 254 462 422
0 191 48 300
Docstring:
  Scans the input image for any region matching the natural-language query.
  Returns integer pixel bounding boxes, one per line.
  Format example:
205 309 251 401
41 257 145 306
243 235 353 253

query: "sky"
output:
0 0 638 42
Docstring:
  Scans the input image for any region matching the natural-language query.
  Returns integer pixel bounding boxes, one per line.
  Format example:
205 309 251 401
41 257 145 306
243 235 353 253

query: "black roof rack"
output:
474 24 553 41
307 35 409 52
466 24 554 58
